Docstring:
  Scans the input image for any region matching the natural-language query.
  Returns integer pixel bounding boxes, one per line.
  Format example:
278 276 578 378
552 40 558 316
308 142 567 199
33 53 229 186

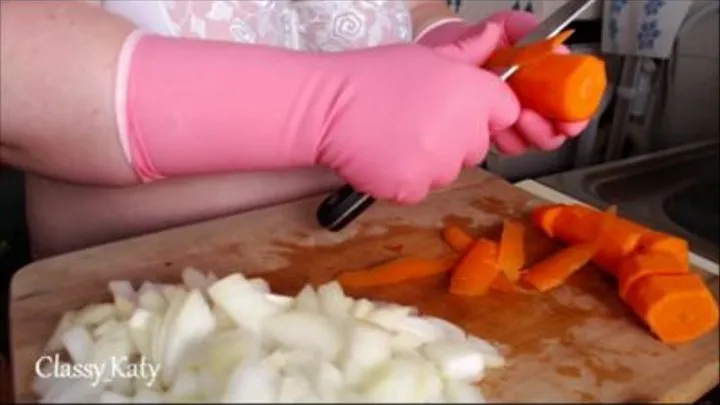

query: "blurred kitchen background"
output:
0 2 718 398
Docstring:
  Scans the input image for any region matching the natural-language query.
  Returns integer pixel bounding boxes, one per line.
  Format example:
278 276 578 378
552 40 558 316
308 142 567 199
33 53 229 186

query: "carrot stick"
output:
530 204 565 238
637 231 689 267
337 256 457 288
537 204 648 275
497 219 526 282
442 225 474 254
616 251 688 300
449 239 502 297
521 242 599 292
623 273 719 344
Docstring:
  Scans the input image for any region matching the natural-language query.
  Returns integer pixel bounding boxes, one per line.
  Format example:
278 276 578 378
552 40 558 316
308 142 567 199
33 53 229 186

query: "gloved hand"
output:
117 24 519 204
416 10 590 156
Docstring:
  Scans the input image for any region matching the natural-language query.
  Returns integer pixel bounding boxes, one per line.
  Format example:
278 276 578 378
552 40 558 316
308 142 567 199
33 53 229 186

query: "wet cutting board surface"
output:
10 169 720 403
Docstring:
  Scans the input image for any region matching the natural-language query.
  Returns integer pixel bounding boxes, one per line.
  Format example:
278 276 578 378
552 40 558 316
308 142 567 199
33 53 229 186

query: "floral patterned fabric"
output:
102 0 412 51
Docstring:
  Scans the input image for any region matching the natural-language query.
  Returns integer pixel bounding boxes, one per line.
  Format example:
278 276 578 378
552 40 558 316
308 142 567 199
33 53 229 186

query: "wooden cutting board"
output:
9 169 720 403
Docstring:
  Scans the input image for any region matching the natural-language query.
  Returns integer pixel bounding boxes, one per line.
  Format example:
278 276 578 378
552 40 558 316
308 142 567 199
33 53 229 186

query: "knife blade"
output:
316 0 597 232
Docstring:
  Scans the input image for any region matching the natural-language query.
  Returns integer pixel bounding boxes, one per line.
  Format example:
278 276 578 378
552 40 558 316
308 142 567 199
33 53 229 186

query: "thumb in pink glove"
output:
416 10 590 156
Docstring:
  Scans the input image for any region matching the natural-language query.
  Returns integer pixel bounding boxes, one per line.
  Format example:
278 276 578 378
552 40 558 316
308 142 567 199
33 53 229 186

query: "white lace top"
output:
101 0 413 51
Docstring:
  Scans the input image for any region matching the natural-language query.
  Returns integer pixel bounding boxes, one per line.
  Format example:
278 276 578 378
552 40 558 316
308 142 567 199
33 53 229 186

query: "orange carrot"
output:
637 231 689 267
521 242 599 292
490 272 521 292
535 204 648 275
484 29 575 69
530 204 565 238
337 256 457 288
616 251 688 300
508 53 607 122
623 273 719 344
449 239 502 297
497 219 526 282
442 225 474 254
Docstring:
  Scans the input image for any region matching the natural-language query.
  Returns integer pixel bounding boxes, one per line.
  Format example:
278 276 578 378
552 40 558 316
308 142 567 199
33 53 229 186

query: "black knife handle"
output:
316 184 376 231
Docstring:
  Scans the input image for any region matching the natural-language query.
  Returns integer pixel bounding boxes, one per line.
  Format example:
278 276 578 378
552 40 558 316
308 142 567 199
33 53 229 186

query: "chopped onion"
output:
60 325 94 363
317 281 352 318
262 310 342 361
74 303 116 327
37 268 506 403
208 274 285 334
293 284 319 312
422 340 485 381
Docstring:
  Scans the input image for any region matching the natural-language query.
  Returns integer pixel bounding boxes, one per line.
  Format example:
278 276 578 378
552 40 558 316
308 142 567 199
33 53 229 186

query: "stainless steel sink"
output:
536 139 720 264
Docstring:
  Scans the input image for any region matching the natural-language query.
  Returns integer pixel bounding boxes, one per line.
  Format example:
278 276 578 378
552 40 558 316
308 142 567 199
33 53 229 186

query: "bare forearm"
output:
405 0 460 40
0 0 137 185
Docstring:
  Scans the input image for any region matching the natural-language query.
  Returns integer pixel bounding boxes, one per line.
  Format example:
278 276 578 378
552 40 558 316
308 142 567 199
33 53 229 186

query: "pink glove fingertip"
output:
515 109 566 151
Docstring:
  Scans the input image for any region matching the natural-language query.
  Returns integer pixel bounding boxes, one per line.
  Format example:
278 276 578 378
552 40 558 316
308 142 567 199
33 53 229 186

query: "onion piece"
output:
277 374 313 403
293 284 319 312
108 280 136 320
421 340 485 381
317 281 352 318
151 289 187 367
160 289 216 384
74 303 116 327
365 304 414 331
340 322 393 385
350 298 375 320
44 311 77 354
262 310 342 361
444 380 487 403
127 309 157 359
221 357 280 403
360 356 420 402
137 282 168 313
60 325 94 363
248 277 271 293
423 316 467 341
467 336 506 368
208 274 285 334
181 267 213 291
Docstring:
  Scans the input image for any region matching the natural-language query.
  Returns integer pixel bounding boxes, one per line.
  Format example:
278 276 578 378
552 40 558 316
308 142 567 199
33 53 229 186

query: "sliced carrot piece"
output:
544 204 648 275
337 256 457 288
508 53 607 121
637 231 689 267
616 251 688 300
449 239 502 297
442 225 474 254
623 273 719 344
490 272 520 292
497 219 526 282
521 242 599 292
484 29 575 69
530 204 565 238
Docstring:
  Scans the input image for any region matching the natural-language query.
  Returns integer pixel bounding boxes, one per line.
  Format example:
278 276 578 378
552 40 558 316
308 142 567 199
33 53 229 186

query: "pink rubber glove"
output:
117 25 520 204
416 10 590 156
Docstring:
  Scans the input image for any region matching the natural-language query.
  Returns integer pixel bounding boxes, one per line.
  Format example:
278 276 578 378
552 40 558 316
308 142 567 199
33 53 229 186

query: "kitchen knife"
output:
316 0 598 232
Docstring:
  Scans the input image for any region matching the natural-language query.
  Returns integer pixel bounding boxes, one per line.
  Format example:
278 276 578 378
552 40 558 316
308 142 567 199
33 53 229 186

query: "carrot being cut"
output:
521 241 599 292
616 250 688 300
497 219 526 282
449 239 502 297
442 225 474 254
484 29 575 69
337 256 457 288
507 53 607 121
637 231 689 267
623 273 719 344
